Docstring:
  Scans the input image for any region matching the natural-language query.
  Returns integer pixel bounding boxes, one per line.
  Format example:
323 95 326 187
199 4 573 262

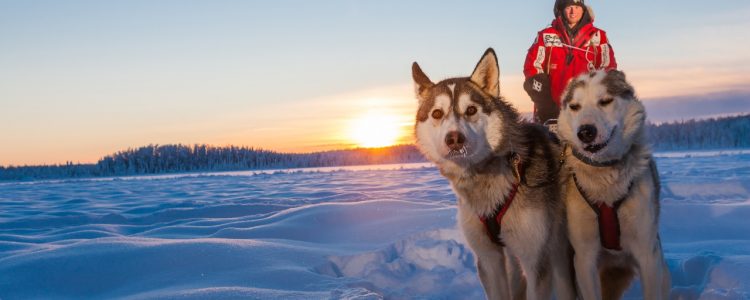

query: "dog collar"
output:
573 173 634 251
478 153 524 246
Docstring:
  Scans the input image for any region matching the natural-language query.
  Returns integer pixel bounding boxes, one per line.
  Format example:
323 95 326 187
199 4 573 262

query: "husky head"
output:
412 48 521 176
558 70 646 163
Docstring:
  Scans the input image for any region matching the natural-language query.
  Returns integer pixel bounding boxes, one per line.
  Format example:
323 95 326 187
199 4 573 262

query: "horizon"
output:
3 112 748 168
0 142 421 168
2 1 749 166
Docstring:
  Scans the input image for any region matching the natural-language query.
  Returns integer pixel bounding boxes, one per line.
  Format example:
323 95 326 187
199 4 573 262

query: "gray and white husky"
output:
557 70 671 299
412 48 575 300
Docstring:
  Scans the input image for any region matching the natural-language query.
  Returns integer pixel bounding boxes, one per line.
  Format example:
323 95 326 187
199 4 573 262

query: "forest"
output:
2 114 748 181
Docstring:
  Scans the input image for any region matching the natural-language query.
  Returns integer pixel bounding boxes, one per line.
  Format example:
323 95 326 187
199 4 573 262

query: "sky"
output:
1 0 749 166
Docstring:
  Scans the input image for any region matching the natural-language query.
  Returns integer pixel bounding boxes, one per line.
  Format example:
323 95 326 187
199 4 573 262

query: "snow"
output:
1 152 749 299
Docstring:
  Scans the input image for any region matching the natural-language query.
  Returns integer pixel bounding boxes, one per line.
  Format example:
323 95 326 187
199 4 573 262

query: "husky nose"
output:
445 131 466 151
577 125 598 144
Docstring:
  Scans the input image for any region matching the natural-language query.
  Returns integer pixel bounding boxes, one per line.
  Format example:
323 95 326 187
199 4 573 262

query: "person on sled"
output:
523 0 618 125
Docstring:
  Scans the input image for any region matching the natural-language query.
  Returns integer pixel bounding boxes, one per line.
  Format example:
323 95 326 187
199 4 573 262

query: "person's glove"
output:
523 74 558 123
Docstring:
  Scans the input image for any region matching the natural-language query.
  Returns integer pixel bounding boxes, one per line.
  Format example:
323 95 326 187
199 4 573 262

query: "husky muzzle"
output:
445 131 471 159
444 131 466 151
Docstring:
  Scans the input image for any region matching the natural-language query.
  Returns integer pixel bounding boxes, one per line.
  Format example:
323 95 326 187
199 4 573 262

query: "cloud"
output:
643 90 750 123
627 64 750 100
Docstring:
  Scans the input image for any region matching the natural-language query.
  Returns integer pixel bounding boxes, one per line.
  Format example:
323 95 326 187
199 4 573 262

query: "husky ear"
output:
412 62 434 101
470 48 500 98
622 99 646 143
603 69 635 99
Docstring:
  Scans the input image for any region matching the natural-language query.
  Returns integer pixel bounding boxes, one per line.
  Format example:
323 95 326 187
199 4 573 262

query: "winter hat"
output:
554 0 585 18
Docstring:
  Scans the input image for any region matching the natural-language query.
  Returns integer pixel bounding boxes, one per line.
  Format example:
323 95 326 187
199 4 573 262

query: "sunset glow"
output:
1 1 747 166
347 112 404 148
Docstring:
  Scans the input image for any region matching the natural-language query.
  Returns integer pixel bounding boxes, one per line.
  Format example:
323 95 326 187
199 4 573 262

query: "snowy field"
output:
1 150 749 299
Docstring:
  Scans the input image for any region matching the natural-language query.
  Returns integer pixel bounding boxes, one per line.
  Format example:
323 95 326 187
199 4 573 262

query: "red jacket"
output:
523 17 617 106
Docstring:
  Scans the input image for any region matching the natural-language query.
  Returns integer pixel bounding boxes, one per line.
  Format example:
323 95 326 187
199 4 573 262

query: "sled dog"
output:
412 48 576 300
557 70 671 299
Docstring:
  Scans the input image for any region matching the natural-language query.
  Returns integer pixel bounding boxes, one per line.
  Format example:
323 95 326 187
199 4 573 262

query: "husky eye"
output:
569 103 581 111
599 98 614 106
431 109 444 119
465 106 477 116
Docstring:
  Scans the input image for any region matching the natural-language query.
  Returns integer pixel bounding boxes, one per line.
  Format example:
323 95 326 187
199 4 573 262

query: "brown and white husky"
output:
412 48 575 300
557 69 671 299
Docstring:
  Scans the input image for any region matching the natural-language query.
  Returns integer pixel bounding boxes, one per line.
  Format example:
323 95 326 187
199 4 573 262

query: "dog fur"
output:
557 69 671 299
412 48 576 300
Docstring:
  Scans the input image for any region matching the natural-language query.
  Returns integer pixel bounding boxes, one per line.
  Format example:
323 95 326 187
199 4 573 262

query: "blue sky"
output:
1 0 749 165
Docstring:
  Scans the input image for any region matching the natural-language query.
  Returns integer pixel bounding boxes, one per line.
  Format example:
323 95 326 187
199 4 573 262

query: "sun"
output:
348 112 403 148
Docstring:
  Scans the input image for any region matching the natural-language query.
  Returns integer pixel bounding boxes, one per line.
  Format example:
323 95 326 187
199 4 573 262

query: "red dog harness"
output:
479 182 519 246
573 174 634 251
479 154 524 246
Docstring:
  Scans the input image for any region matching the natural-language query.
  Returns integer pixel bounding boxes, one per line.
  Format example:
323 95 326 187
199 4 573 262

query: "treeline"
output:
95 144 425 174
0 144 426 181
647 114 750 151
1 114 748 181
